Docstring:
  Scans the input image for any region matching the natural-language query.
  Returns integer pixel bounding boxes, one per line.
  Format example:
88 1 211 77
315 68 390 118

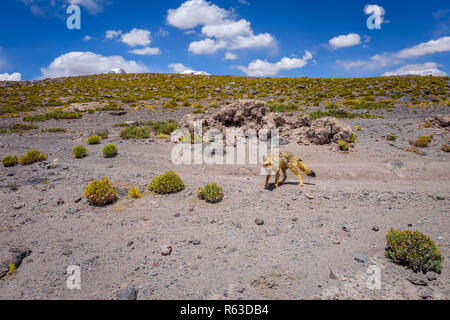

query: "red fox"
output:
262 151 316 188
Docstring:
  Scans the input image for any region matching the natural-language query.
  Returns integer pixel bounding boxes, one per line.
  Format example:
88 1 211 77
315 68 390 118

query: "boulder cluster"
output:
180 100 353 145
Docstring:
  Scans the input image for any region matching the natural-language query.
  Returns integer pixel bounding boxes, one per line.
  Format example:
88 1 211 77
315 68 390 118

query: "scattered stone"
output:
160 245 172 256
329 270 338 280
355 253 369 263
255 218 265 226
116 286 138 300
372 226 380 232
305 193 314 200
190 240 201 245
127 241 134 247
56 199 65 206
13 203 25 209
425 271 438 281
62 250 72 256
407 274 428 286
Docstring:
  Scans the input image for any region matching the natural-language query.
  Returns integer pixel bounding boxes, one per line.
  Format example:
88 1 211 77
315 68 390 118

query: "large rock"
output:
0 246 32 278
425 114 450 128
180 100 353 145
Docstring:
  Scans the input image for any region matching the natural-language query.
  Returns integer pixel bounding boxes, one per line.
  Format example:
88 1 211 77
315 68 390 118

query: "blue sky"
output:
0 0 449 80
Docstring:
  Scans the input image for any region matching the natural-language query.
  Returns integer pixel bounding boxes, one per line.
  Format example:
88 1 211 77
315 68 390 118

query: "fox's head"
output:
262 155 273 168
262 154 280 174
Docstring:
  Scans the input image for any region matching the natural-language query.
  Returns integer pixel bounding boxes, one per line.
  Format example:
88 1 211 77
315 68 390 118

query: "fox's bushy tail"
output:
298 161 316 177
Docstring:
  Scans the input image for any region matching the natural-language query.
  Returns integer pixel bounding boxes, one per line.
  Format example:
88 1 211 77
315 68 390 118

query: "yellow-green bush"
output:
18 150 47 165
87 136 101 145
120 126 150 139
338 140 349 151
2 155 18 167
385 228 443 273
128 186 142 199
197 183 224 203
148 171 185 194
103 144 118 158
410 135 433 148
84 177 118 206
73 145 89 159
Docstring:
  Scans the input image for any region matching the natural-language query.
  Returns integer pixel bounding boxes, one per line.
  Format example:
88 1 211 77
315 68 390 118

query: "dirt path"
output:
0 106 449 300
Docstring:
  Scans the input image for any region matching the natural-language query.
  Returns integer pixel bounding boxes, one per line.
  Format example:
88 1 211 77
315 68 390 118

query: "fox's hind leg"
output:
274 169 281 188
289 167 304 187
280 168 287 184
265 175 271 189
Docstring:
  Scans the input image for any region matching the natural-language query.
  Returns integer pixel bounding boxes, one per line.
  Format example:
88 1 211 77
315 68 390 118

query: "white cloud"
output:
238 50 313 76
396 36 450 58
167 0 275 54
364 4 386 26
167 0 228 29
0 72 22 81
19 0 107 16
189 39 227 54
168 63 210 75
120 28 152 47
83 35 92 41
40 51 148 78
225 52 237 60
383 62 447 77
129 47 161 56
68 0 104 14
336 36 450 72
329 33 361 49
105 30 122 40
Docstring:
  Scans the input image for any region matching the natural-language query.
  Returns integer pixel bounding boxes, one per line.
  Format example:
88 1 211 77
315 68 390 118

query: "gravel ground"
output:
0 104 449 300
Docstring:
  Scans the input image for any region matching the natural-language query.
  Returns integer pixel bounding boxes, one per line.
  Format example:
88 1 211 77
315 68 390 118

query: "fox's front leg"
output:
265 175 271 189
290 168 304 187
274 169 281 188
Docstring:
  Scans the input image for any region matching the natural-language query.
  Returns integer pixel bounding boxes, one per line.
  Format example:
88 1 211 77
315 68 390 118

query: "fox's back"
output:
278 151 300 169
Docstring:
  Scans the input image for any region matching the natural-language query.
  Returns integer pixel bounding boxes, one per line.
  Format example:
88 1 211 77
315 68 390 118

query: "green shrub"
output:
149 119 179 135
87 136 101 145
180 133 203 144
128 186 142 199
338 140 349 151
103 144 118 158
197 183 224 203
386 134 397 141
385 228 443 273
120 126 150 139
73 145 89 159
2 155 18 167
348 133 356 143
18 150 47 165
84 177 118 206
410 135 432 148
23 110 82 122
42 128 66 133
148 171 185 194
95 130 109 140
269 104 299 112
308 110 382 120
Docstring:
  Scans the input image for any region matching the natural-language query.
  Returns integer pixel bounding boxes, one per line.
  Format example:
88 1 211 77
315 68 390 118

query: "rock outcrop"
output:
425 114 450 128
180 100 353 145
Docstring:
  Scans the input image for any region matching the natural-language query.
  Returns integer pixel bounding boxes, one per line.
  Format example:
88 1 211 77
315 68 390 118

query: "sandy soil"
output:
0 105 449 300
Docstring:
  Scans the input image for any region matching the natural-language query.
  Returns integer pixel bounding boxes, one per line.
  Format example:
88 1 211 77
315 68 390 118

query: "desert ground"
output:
0 75 449 300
